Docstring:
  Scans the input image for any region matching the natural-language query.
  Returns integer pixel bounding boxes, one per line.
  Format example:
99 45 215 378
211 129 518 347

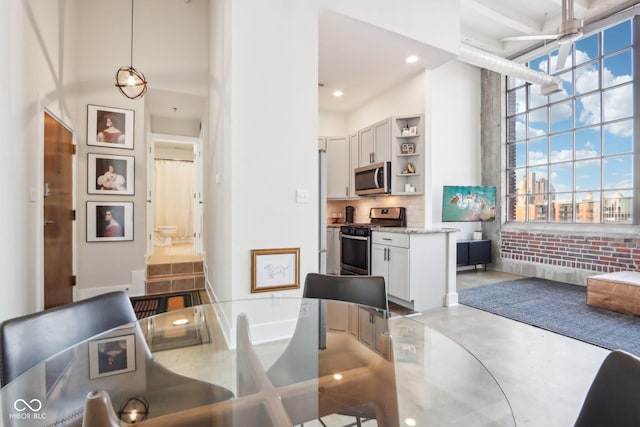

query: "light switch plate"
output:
296 188 309 203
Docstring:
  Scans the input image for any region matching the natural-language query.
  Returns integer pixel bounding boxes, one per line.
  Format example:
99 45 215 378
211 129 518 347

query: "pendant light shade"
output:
115 0 147 99
115 66 147 99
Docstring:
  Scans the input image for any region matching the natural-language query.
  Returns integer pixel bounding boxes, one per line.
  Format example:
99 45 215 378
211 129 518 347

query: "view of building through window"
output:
505 17 635 224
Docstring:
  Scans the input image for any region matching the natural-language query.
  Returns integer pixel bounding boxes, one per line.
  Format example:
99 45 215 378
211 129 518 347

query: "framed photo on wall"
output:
87 153 134 195
87 104 134 149
87 201 134 242
251 248 300 293
89 334 136 379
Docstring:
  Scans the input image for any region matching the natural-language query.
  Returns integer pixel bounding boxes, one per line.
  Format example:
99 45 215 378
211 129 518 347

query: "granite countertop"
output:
372 227 460 234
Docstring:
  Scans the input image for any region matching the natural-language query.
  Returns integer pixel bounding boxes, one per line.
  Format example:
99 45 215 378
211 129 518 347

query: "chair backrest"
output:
573 350 640 427
303 273 388 311
0 291 137 386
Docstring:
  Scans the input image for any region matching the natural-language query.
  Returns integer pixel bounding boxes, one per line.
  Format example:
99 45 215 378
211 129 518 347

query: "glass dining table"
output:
0 298 515 427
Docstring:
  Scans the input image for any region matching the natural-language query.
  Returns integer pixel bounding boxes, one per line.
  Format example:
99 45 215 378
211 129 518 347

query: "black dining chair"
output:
573 349 640 427
303 273 388 312
0 291 137 386
303 273 389 427
0 291 234 422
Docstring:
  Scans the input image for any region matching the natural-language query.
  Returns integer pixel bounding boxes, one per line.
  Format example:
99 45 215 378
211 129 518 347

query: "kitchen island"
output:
371 227 459 312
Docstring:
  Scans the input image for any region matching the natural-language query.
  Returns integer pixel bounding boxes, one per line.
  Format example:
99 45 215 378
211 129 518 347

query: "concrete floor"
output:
419 269 610 427
155 270 610 426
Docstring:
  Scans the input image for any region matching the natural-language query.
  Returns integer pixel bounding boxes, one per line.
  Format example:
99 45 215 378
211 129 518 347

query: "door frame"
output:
146 133 203 257
38 102 77 309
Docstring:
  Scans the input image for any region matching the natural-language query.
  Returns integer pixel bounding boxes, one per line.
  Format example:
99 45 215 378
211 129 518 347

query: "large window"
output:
506 18 636 224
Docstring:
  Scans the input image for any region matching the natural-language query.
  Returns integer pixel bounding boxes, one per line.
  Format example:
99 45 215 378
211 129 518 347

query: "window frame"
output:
504 16 639 226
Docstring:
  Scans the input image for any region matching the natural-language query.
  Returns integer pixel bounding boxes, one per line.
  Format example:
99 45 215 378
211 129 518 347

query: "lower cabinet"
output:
326 227 341 275
326 301 389 357
370 230 450 312
371 234 410 301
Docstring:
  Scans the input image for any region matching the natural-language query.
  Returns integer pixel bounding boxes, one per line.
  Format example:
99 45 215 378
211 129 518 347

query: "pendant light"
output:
115 0 147 99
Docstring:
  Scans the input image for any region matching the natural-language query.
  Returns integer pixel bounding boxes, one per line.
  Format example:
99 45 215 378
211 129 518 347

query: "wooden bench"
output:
587 271 640 316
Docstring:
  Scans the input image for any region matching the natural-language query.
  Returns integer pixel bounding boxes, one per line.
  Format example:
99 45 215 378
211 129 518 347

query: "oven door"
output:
340 233 370 275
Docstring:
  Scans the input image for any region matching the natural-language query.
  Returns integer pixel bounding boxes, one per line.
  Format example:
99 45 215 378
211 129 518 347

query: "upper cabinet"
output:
326 136 350 199
358 118 391 166
392 115 424 195
348 133 359 198
322 113 423 199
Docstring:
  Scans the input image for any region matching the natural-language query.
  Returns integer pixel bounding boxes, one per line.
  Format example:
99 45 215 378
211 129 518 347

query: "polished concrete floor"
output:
154 267 610 426
419 269 609 427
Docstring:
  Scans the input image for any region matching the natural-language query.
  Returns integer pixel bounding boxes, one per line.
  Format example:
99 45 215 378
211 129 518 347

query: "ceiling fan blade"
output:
501 34 559 42
555 43 571 72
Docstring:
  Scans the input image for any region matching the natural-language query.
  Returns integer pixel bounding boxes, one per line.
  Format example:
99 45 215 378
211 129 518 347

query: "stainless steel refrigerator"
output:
318 147 327 273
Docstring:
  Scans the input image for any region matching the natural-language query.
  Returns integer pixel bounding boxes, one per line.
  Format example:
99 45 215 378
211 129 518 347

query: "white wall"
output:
347 71 426 132
207 0 319 302
320 0 460 62
428 59 482 236
0 0 29 320
318 110 348 136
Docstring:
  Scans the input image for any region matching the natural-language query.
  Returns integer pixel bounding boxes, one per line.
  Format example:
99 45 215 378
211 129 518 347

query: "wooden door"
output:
44 112 74 308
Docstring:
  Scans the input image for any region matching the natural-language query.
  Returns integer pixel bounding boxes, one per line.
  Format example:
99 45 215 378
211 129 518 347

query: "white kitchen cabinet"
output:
371 233 410 301
325 301 389 357
372 231 449 311
348 132 359 198
326 227 341 275
326 136 350 198
358 118 391 166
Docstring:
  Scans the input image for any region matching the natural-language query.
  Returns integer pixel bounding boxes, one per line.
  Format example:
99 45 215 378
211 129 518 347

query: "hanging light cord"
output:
129 0 135 68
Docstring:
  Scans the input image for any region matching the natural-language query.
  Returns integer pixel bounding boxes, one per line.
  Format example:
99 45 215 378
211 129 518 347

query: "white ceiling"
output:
319 0 640 112
144 0 640 128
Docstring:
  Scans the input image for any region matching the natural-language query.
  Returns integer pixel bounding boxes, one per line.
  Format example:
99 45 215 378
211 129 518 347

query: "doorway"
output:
43 111 74 308
146 134 203 259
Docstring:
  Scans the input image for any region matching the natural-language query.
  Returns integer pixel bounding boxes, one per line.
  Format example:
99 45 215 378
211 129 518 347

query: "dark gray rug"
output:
459 278 640 357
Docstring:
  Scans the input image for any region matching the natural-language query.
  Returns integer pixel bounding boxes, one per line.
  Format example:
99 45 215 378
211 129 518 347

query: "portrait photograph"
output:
87 153 134 195
87 104 134 149
89 334 136 379
87 201 134 242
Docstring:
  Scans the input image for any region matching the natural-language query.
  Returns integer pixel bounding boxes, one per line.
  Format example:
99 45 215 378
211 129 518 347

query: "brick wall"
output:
501 231 640 273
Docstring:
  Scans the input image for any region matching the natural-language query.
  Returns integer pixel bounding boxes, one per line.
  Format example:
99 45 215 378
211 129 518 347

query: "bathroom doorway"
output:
146 134 203 258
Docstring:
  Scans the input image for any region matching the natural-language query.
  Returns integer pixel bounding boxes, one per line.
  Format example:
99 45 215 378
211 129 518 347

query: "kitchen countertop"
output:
372 227 460 234
326 224 460 234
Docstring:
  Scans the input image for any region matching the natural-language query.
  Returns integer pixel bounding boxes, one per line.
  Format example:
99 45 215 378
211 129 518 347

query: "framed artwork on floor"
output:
87 104 134 149
87 153 135 195
250 248 300 293
87 201 134 242
88 333 136 379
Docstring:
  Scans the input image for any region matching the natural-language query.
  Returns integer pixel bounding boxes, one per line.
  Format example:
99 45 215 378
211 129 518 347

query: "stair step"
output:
145 273 205 295
147 260 204 279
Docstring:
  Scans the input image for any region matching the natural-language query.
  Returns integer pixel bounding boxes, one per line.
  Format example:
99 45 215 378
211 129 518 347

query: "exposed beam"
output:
463 0 544 34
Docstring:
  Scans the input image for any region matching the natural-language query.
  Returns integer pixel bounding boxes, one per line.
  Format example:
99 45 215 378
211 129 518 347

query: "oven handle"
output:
340 234 369 241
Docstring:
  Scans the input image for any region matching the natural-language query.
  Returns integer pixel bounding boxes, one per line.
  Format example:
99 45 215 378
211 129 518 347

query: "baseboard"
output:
76 284 132 300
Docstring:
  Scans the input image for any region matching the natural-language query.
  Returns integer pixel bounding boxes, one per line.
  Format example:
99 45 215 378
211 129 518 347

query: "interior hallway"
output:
420 270 609 427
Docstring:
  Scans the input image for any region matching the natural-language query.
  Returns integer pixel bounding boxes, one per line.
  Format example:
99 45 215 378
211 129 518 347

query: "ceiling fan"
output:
502 0 583 71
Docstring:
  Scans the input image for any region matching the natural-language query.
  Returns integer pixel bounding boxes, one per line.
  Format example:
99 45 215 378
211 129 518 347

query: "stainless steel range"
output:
339 207 406 275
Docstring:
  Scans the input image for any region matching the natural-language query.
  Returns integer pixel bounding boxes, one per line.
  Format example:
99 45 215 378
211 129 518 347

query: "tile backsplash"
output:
327 195 425 228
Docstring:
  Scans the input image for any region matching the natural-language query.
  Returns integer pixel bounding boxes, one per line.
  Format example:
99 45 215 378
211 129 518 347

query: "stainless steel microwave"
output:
354 162 391 196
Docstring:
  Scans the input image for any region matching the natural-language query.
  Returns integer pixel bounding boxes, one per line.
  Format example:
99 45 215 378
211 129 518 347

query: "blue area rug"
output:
459 278 640 357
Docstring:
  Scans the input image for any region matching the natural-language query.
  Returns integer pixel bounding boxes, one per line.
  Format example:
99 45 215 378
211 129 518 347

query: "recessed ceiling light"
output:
405 55 419 64
333 90 343 97
172 318 189 326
